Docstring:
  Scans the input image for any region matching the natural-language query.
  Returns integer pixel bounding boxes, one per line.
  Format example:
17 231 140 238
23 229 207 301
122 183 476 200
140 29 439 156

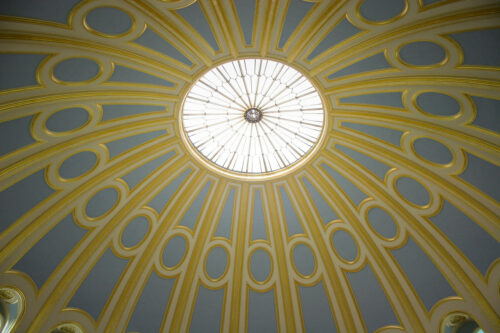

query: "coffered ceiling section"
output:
0 0 499 332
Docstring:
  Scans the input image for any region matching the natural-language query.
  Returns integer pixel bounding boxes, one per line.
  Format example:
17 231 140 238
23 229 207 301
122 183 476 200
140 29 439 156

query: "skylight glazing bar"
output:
182 58 325 174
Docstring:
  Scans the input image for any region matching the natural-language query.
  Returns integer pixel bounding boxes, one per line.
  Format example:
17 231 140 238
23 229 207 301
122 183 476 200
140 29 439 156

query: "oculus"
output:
181 58 325 177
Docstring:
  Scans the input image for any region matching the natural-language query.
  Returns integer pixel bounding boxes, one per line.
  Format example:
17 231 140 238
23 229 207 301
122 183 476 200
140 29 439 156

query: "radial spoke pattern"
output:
0 0 499 332
182 59 324 174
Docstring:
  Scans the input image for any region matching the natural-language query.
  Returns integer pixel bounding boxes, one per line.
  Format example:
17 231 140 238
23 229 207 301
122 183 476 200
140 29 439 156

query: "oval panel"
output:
331 229 358 262
46 107 90 132
360 0 406 22
121 216 150 248
413 138 453 165
85 187 119 218
292 243 315 277
162 235 187 268
416 92 460 116
53 58 100 82
250 249 271 283
399 41 446 66
205 246 228 280
85 7 133 36
367 207 398 239
59 151 97 179
395 176 430 206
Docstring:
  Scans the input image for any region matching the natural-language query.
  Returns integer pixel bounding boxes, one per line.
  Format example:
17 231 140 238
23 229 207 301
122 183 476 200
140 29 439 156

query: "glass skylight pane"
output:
182 59 325 175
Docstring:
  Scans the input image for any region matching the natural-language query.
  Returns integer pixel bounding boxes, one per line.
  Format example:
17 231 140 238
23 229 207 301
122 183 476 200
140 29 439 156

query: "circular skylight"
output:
181 58 325 176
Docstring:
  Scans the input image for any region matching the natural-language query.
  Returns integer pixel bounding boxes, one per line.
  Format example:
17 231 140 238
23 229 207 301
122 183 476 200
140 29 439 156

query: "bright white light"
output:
182 58 325 174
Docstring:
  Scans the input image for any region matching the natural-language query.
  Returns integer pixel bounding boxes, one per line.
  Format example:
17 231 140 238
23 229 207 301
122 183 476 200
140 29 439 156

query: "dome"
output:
0 0 499 332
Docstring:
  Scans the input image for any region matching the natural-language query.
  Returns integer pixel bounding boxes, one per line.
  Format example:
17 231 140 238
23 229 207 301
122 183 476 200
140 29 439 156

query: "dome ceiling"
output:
0 0 499 332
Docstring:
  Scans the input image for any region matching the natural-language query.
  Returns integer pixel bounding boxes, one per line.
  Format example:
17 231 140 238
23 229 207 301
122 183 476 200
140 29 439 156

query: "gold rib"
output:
169 180 225 332
102 167 207 332
227 184 248 332
287 177 359 332
263 183 298 332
